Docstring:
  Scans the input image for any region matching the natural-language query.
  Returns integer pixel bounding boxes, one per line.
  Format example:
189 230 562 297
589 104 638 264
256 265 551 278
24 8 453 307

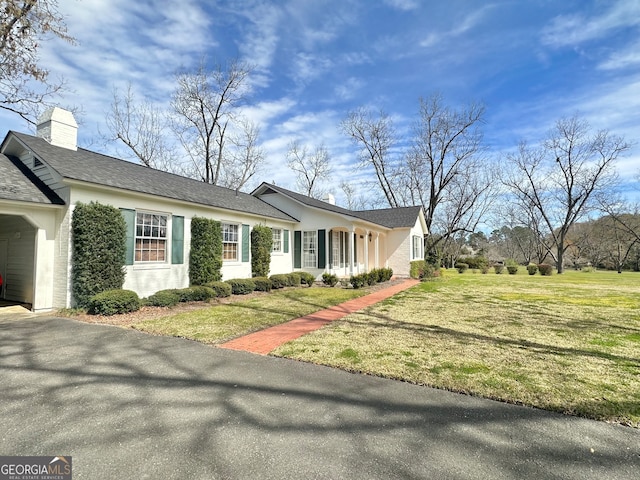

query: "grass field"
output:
133 287 366 343
272 269 640 427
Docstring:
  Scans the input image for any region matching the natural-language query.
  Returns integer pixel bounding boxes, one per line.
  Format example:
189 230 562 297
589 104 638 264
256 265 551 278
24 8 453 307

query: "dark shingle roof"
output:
254 183 422 229
9 132 295 222
0 153 64 205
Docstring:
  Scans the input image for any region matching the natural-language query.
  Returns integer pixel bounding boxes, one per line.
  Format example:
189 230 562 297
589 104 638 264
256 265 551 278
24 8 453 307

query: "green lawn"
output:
272 269 640 427
134 287 366 343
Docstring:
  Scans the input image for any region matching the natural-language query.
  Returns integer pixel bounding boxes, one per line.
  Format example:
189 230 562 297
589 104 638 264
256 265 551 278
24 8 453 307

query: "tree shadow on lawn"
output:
342 311 640 367
1 316 638 479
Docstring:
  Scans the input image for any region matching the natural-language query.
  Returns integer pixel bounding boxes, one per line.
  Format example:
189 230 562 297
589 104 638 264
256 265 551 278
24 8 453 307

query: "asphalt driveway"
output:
0 316 638 479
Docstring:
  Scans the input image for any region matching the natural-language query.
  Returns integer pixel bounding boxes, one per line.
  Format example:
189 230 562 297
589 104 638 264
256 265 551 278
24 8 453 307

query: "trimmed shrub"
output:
494 264 504 274
184 286 216 301
457 256 489 270
480 264 490 274
253 276 273 292
72 202 126 307
538 264 553 276
205 281 232 298
251 225 273 278
146 290 181 307
189 217 222 285
287 273 302 286
88 289 141 316
299 272 316 287
527 264 538 275
507 265 519 274
455 262 469 273
410 260 426 279
270 274 289 289
349 273 367 289
322 273 339 287
225 278 256 295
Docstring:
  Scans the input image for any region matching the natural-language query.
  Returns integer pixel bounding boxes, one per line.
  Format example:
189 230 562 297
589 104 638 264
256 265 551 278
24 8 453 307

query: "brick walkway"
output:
219 278 420 355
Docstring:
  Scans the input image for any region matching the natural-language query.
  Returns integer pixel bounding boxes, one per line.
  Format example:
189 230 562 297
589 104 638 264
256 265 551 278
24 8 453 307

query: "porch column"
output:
349 228 355 275
364 230 370 272
375 232 380 269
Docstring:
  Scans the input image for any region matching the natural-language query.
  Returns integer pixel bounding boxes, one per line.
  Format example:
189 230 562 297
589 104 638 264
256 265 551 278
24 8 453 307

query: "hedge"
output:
88 289 141 316
72 202 126 307
225 278 256 295
251 225 273 278
190 217 222 285
253 277 273 292
145 290 181 307
299 272 316 286
205 281 232 298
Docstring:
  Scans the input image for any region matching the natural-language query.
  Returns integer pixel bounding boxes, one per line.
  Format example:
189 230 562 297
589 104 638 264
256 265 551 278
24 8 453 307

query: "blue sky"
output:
2 0 639 202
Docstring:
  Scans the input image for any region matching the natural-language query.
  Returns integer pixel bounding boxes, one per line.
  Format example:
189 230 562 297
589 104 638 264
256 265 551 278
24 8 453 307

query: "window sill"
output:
132 263 171 271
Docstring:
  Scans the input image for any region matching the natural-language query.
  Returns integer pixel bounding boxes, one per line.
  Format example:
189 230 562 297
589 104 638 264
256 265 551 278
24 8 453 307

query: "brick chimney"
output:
36 107 78 151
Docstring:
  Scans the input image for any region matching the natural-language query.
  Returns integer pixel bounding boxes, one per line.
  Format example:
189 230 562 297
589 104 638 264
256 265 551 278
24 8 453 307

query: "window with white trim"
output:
135 212 167 262
303 231 317 268
412 235 423 260
222 223 239 261
272 228 282 252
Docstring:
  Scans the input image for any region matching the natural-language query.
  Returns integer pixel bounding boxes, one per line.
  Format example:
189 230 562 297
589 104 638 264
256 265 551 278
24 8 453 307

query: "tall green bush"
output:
72 202 126 307
189 217 222 285
251 225 273 277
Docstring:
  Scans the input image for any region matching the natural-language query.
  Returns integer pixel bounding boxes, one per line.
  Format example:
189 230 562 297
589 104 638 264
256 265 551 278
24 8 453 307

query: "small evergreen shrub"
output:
146 290 181 307
527 264 538 275
538 264 553 276
349 274 367 289
410 260 427 279
88 289 141 316
287 273 302 286
184 286 216 301
252 277 273 292
457 256 488 270
299 272 316 286
455 262 469 273
251 225 273 278
494 264 504 274
480 264 490 274
225 278 256 295
322 273 339 287
270 274 289 289
206 281 232 298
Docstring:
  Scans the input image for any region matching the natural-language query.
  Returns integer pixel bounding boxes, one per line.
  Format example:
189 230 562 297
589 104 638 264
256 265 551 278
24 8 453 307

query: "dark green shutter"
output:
121 208 135 265
318 229 326 269
242 224 250 262
354 233 358 263
294 231 302 268
328 230 333 268
283 229 289 253
172 216 184 264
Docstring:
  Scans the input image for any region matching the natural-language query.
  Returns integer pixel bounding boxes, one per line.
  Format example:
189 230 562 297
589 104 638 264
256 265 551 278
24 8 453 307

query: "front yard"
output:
273 270 640 427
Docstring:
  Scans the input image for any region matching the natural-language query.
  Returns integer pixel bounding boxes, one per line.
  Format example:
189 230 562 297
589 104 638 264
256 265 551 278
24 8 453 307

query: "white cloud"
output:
541 1 640 48
598 41 640 70
383 0 419 11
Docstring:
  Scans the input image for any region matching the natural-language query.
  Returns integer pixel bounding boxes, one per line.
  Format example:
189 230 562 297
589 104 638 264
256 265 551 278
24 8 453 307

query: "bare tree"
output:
104 84 177 171
502 116 629 273
221 118 264 191
171 59 253 185
406 94 493 256
0 0 74 122
286 140 332 198
340 108 401 207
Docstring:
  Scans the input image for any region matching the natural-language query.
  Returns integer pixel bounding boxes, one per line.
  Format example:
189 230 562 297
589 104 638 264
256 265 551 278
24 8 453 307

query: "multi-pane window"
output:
412 235 423 260
222 223 239 261
135 212 167 262
272 228 282 252
303 231 317 268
